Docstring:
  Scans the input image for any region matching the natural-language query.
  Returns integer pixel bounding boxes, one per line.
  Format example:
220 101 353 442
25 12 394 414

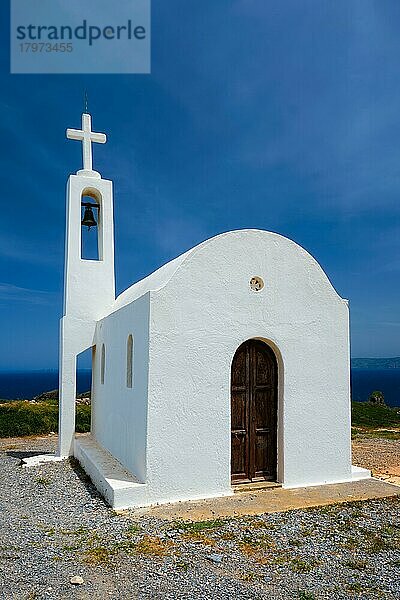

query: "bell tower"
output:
58 113 115 457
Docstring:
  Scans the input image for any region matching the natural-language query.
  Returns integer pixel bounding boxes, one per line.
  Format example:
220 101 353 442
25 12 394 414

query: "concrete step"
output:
233 481 282 493
74 434 147 509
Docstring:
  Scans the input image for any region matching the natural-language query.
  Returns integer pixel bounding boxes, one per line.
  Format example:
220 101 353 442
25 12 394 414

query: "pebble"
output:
0 435 399 600
207 553 223 564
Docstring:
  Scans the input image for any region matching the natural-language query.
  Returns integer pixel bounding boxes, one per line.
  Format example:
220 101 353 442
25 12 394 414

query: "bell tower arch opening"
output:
81 188 101 261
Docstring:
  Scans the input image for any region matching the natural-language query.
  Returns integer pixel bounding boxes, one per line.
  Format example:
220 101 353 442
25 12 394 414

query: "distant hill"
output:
351 357 400 370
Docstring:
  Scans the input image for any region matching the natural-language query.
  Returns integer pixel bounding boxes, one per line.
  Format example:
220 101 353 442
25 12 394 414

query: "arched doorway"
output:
231 339 278 483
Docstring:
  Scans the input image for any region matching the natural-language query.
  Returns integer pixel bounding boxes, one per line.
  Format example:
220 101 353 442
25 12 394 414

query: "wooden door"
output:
231 340 277 483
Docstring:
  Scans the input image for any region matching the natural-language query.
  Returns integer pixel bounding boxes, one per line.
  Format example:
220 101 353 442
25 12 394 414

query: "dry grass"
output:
221 531 236 541
239 543 270 565
134 535 172 557
84 545 115 565
239 534 278 565
247 520 267 529
183 531 216 546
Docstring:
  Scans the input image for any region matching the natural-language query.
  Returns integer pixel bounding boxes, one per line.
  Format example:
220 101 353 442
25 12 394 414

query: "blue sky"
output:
0 0 399 369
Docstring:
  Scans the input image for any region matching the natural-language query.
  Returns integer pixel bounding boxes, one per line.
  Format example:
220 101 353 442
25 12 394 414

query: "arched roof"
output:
113 229 343 311
113 248 191 310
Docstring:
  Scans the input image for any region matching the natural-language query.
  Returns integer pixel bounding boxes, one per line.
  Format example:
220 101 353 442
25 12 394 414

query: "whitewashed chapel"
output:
57 113 370 509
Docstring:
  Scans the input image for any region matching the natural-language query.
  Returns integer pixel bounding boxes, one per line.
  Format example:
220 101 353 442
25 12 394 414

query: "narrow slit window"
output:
127 335 134 388
100 344 105 385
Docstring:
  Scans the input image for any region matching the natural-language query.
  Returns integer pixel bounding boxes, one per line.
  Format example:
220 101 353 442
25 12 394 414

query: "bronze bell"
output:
81 206 97 230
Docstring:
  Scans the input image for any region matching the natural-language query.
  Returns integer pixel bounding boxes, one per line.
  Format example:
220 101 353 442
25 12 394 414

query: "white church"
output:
57 113 370 509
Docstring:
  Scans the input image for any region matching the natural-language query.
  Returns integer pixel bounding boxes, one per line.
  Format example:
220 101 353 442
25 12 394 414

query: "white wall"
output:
143 230 351 503
63 175 115 322
92 293 150 482
58 174 115 457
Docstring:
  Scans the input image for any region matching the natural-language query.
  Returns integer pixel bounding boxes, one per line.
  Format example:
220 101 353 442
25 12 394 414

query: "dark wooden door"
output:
231 340 277 483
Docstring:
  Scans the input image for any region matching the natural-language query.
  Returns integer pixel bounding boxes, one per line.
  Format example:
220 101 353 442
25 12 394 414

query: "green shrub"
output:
76 404 91 433
368 390 385 405
0 401 90 438
351 401 400 429
2 398 398 439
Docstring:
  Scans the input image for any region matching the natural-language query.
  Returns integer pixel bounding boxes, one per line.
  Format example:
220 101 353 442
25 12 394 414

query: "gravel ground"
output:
0 436 399 600
353 438 400 484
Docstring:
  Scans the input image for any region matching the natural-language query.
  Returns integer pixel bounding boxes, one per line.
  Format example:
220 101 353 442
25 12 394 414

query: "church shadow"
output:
6 451 102 501
6 450 52 460
69 456 103 501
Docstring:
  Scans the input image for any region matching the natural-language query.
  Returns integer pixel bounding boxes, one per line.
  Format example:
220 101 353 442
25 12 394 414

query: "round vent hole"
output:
250 276 264 291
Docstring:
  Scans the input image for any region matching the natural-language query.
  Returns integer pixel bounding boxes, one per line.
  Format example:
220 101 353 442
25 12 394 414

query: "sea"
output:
0 370 92 401
0 368 399 407
350 369 400 407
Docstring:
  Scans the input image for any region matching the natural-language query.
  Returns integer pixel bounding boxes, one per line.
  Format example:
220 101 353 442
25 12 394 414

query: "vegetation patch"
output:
341 525 400 554
183 531 216 546
84 544 116 565
35 476 51 486
0 400 90 437
60 526 89 536
351 401 400 429
391 559 400 567
176 518 226 533
48 525 173 565
244 517 270 529
341 534 359 550
134 535 172 557
362 530 397 554
352 428 400 440
239 543 270 564
346 582 364 594
221 531 236 541
240 533 276 552
2 393 397 439
346 558 368 571
290 557 319 573
238 533 287 566
298 591 315 600
126 523 140 535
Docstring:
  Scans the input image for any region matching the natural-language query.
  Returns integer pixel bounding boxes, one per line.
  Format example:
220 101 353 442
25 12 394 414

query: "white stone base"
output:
72 436 372 510
74 434 234 510
22 454 65 468
74 434 147 509
351 465 371 481
282 466 371 489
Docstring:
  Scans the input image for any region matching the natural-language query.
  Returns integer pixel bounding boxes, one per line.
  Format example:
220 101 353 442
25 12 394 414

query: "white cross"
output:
66 113 107 174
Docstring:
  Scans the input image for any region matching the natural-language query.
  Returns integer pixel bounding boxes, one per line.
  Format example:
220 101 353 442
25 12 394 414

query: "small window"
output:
100 344 105 385
126 334 134 388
